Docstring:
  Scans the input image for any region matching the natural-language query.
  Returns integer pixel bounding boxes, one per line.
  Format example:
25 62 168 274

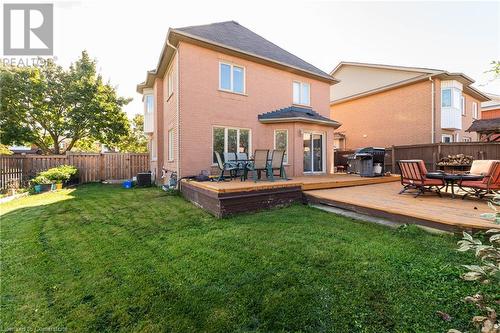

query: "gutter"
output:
167 40 181 178
430 76 435 144
259 117 341 128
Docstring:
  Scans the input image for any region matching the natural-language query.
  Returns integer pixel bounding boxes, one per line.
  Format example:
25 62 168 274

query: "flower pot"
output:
40 184 52 193
34 185 42 194
55 183 63 190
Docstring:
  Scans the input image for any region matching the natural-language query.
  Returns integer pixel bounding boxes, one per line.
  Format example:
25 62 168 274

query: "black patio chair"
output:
214 151 238 181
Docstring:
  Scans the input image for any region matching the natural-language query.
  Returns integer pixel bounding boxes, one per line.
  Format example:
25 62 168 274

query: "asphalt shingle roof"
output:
174 21 331 79
466 118 500 133
258 106 340 126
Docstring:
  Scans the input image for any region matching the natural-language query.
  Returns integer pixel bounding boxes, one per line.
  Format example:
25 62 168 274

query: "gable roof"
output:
258 106 341 128
330 62 490 104
138 21 336 93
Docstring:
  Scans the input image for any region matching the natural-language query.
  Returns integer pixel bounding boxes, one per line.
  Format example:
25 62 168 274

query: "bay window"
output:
461 96 465 116
219 62 245 94
212 127 251 163
145 95 154 113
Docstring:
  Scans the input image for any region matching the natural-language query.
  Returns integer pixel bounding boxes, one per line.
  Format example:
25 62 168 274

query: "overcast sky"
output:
10 0 500 117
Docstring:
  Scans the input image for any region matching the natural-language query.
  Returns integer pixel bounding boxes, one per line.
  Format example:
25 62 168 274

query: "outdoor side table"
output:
426 172 483 198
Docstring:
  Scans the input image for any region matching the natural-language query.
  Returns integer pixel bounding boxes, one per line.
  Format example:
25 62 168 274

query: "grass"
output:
0 184 497 332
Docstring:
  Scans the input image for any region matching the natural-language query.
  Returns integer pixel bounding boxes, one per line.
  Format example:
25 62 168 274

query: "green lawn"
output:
0 184 496 332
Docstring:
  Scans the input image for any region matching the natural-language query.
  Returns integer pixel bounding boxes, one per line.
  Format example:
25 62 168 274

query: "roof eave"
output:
258 117 341 128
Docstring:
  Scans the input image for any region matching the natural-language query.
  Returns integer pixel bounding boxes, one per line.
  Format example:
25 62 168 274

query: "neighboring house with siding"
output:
138 21 340 182
329 62 490 150
481 93 500 119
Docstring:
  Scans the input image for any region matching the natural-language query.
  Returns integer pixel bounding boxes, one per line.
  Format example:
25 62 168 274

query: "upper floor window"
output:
472 102 478 119
293 81 310 106
167 70 174 98
219 62 245 94
145 95 154 113
461 96 465 116
441 89 452 107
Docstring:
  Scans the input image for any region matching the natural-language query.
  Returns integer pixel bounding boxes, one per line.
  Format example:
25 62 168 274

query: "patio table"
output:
426 172 483 198
237 159 254 181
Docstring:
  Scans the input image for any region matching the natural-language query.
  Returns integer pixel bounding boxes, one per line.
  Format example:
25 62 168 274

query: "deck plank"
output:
305 182 493 231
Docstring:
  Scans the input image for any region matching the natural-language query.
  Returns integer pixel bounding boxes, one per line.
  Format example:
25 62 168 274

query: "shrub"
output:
30 165 78 186
39 165 78 183
449 194 500 333
30 175 52 185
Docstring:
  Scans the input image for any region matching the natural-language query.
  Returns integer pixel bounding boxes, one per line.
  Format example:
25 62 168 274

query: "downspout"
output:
167 40 180 178
429 76 435 143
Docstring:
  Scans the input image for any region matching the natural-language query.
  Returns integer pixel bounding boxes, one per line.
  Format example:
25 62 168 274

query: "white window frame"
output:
218 62 246 94
151 136 157 161
293 81 311 106
274 129 288 164
472 102 478 119
441 88 452 107
145 94 154 113
212 126 252 164
168 128 174 161
463 137 471 142
303 130 326 174
441 134 453 143
461 95 465 116
167 70 174 98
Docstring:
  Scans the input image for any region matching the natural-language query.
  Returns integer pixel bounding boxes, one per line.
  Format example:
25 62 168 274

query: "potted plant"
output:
30 175 53 193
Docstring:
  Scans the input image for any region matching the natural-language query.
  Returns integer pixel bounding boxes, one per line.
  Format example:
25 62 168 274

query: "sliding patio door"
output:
303 132 324 173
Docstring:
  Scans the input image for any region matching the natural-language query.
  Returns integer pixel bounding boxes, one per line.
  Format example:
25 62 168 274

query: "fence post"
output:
99 154 105 181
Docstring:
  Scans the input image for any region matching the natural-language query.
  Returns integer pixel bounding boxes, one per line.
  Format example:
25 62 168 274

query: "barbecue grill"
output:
346 147 385 177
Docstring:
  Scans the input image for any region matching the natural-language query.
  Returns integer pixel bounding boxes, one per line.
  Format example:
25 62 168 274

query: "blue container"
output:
122 180 133 189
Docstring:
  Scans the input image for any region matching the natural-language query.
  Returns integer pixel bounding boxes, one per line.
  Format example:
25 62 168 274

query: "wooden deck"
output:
305 182 493 232
181 174 400 193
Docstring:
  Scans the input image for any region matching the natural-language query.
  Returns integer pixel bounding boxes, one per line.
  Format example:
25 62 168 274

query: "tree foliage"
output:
114 114 148 153
0 51 131 154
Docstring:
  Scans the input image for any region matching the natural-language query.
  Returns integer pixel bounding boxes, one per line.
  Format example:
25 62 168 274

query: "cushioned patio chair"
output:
246 149 269 182
459 161 500 199
267 149 287 181
214 151 239 181
397 160 444 197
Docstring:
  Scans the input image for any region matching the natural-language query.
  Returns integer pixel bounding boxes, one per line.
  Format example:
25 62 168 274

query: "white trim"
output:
461 95 466 116
302 130 326 174
219 61 246 94
167 70 174 99
472 102 478 119
273 129 288 164
211 125 252 165
293 80 310 106
441 134 453 143
259 117 340 128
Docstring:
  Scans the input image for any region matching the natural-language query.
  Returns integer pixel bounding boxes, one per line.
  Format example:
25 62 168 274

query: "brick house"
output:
329 62 490 150
137 21 340 183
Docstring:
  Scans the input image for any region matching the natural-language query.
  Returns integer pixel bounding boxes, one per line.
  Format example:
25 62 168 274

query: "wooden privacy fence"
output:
335 142 500 174
386 142 500 173
0 152 149 190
